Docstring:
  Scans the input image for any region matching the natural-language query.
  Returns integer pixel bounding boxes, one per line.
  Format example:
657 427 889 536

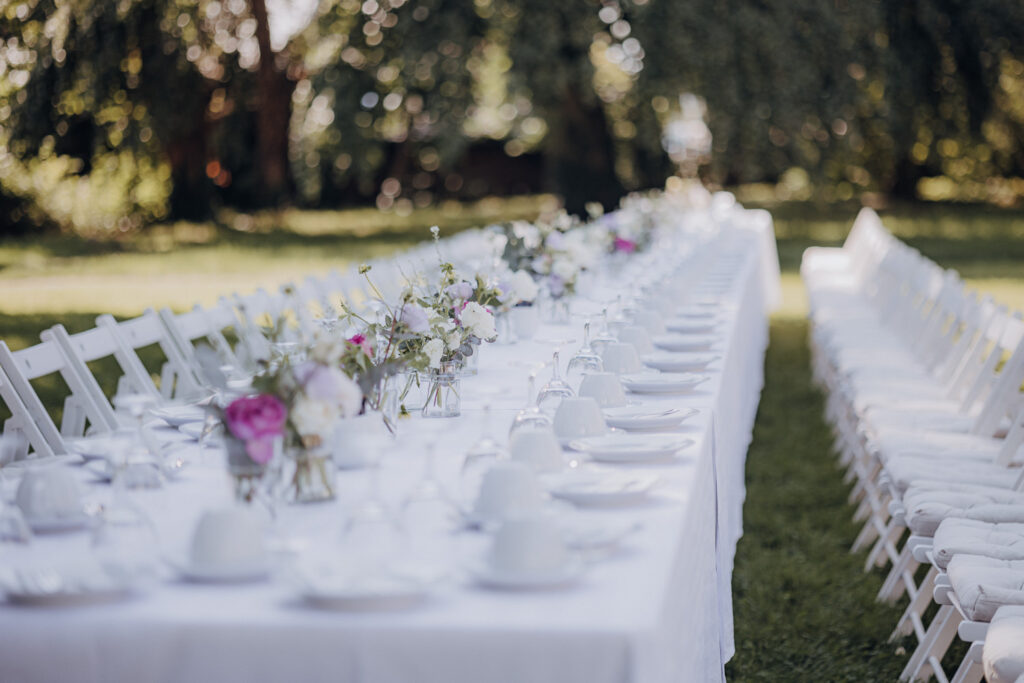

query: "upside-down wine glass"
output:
536 351 575 414
566 321 604 391
509 372 553 437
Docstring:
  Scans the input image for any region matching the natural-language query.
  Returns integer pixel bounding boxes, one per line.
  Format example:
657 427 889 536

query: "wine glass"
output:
535 351 575 414
566 321 604 390
590 309 618 354
459 403 507 503
509 372 553 436
400 436 459 578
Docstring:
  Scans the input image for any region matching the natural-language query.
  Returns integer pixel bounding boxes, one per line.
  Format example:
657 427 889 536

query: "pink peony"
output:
613 236 637 253
224 394 287 464
347 333 372 356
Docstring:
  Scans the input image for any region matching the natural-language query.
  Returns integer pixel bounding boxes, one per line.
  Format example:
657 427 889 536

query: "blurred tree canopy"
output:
1 0 1023 234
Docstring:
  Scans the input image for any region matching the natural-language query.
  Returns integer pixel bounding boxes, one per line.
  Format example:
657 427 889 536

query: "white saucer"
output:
297 574 429 611
568 434 694 463
672 309 717 320
546 471 658 505
642 352 720 373
65 437 119 462
620 372 710 394
149 405 207 427
470 557 584 590
23 511 93 533
173 558 270 583
602 405 698 431
666 321 719 334
652 334 719 352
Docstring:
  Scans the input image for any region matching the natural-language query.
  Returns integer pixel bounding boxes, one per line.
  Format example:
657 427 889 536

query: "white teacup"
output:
617 325 655 355
600 342 642 374
552 397 606 443
15 466 83 520
509 427 564 473
509 306 540 341
472 462 545 525
577 372 628 408
632 310 666 336
489 515 569 575
190 507 268 571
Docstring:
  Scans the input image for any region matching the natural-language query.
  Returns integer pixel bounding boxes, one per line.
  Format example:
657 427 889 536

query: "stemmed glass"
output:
459 403 506 503
400 435 459 578
509 372 553 436
590 309 618 354
566 321 604 390
536 351 575 414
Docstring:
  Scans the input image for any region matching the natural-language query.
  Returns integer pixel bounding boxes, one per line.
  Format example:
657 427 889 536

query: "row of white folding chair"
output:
801 217 1024 681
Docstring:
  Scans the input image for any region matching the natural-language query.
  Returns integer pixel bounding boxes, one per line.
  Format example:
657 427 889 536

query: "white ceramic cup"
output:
490 515 569 574
509 426 565 473
577 372 628 408
552 397 606 443
617 325 655 355
472 462 545 524
509 306 540 341
600 342 642 374
15 466 83 520
632 310 666 336
190 507 268 570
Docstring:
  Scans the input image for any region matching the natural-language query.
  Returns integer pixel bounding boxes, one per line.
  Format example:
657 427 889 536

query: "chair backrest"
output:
158 304 243 384
0 338 111 454
0 361 58 459
969 314 1024 437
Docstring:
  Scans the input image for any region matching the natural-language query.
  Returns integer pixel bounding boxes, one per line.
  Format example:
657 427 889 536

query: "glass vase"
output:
422 361 462 418
495 311 515 344
225 436 267 504
282 444 336 504
462 340 480 376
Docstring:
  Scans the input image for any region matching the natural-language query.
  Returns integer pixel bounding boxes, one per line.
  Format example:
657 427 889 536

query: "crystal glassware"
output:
535 350 575 414
566 322 604 391
509 372 553 437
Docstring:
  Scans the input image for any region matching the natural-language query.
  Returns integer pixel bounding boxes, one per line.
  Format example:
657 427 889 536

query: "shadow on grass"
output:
726 318 912 681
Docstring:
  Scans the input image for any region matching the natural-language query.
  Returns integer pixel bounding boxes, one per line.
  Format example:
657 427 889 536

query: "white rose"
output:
460 301 497 340
552 257 578 282
511 270 539 303
445 329 463 352
423 337 445 369
290 397 339 440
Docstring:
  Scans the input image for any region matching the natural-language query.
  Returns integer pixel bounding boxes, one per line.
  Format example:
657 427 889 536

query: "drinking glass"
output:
536 351 575 414
566 321 604 391
509 373 553 436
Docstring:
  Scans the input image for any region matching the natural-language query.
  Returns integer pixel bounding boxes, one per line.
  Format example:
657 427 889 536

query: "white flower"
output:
552 257 579 282
290 397 339 440
460 301 497 340
509 270 539 304
445 329 464 352
423 337 445 369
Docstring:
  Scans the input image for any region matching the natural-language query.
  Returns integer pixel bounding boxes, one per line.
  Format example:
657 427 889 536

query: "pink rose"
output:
224 394 286 464
347 333 372 356
613 236 637 253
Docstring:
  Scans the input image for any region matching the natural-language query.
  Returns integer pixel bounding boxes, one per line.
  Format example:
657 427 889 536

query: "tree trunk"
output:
250 0 294 205
542 84 624 216
166 121 213 221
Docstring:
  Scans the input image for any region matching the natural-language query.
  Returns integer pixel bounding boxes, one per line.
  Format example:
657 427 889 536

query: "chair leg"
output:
878 544 920 603
891 566 937 642
949 642 984 683
900 605 960 682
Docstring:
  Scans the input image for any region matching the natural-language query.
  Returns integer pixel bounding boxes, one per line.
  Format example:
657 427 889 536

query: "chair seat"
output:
886 455 1017 495
904 489 1024 536
866 409 977 437
933 519 1024 569
947 554 1024 622
984 606 1024 683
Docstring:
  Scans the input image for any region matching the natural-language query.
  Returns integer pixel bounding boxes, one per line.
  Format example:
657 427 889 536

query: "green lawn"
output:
1 197 1022 679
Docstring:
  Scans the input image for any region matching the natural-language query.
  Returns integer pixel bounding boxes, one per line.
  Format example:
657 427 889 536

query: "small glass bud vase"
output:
495 311 515 345
549 298 571 325
422 360 462 418
282 439 336 504
225 436 267 504
462 340 480 376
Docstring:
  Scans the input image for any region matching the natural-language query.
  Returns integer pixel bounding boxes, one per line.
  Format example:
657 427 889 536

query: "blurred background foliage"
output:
1 0 1023 237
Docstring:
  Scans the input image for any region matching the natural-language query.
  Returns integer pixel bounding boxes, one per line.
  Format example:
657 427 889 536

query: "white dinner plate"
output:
652 334 720 352
568 434 694 463
673 308 718 320
546 471 659 505
0 567 136 607
149 405 208 427
642 352 720 373
65 436 120 462
24 511 93 534
469 556 584 590
297 574 430 611
620 372 710 394
602 405 698 431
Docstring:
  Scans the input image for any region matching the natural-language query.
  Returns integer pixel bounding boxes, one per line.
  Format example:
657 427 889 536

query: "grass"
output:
727 199 1024 680
1 195 1022 679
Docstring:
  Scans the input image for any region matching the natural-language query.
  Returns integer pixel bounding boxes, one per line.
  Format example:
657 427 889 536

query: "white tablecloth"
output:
0 218 776 683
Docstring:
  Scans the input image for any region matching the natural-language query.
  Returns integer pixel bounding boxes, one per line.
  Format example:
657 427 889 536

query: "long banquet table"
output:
0 208 779 683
